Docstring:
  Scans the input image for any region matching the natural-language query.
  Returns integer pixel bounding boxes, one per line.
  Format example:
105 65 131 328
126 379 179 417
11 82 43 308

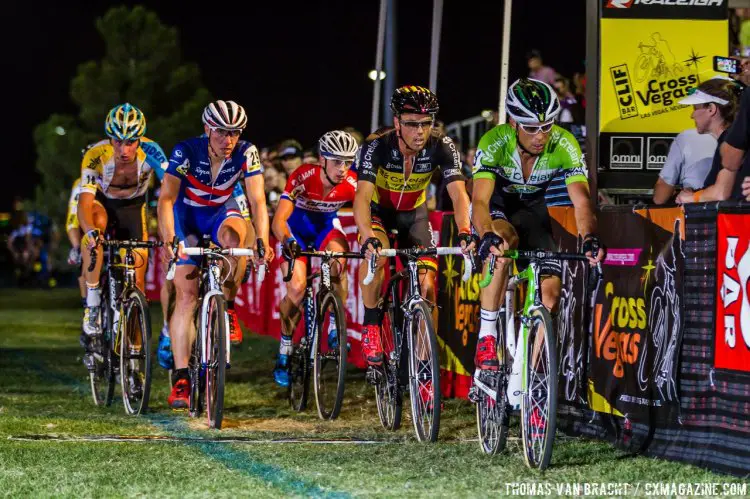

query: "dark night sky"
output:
4 0 585 210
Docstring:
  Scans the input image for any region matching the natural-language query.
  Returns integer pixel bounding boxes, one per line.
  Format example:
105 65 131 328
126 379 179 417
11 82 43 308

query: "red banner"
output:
715 214 750 373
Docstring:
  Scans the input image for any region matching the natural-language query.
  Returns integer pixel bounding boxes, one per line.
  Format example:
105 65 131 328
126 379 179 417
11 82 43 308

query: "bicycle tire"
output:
476 313 510 455
521 306 557 470
119 288 152 415
205 293 227 429
89 305 114 406
375 281 402 431
288 297 312 412
313 291 347 420
407 301 441 443
188 311 204 419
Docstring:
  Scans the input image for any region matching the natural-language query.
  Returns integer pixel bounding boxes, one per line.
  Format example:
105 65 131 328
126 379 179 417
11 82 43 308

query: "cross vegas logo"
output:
607 0 724 7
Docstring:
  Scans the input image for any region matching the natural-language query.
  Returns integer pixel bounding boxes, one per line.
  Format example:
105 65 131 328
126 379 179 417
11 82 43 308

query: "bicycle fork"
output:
201 264 230 368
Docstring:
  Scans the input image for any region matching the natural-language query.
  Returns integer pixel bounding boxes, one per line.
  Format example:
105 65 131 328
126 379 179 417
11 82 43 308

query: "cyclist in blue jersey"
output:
158 100 272 409
152 144 253 373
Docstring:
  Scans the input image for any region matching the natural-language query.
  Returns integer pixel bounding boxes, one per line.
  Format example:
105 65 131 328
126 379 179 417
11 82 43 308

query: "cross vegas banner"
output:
599 0 727 172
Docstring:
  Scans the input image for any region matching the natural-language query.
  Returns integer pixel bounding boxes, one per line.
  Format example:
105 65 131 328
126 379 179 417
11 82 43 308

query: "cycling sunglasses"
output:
518 122 554 135
209 127 242 138
399 118 434 130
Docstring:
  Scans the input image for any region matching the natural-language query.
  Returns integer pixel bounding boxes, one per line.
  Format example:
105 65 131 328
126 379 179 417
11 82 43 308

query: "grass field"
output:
0 288 745 498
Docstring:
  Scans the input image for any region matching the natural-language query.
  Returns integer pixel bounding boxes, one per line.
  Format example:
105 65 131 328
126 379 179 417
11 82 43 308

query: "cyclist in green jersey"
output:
471 78 605 371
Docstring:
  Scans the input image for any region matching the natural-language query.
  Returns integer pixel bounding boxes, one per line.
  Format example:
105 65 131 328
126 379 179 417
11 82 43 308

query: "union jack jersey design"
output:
281 164 357 213
166 136 262 208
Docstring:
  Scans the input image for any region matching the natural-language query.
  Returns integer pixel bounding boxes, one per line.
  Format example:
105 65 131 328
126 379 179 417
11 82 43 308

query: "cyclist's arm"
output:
157 173 180 244
471 176 495 238
354 181 376 242
271 198 294 242
439 135 472 232
446 181 471 232
566 181 597 236
66 180 81 247
77 192 97 234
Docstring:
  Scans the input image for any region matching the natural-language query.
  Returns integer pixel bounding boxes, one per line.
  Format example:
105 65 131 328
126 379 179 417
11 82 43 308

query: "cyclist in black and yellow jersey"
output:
354 85 475 367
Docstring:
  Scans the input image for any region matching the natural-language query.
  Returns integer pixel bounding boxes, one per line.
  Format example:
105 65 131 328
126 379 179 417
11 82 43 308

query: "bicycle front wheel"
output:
407 301 441 443
205 294 227 429
119 289 152 415
313 291 347 420
521 306 558 470
90 305 115 406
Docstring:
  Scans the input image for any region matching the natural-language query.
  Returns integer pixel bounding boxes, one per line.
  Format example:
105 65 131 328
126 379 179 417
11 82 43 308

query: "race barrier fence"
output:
146 205 750 477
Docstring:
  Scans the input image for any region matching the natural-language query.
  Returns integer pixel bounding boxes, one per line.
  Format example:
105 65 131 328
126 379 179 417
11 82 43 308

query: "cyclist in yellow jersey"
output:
354 85 475 367
78 103 168 358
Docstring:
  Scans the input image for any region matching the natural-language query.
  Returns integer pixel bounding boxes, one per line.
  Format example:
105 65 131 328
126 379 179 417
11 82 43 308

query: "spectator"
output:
675 78 743 204
526 49 557 86
302 149 319 165
553 76 584 125
277 139 303 175
260 147 276 172
573 72 587 108
464 147 476 168
652 128 716 204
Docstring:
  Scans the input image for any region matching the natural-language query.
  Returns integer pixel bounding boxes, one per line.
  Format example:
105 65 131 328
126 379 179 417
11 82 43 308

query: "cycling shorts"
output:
94 191 146 241
287 210 348 264
475 197 561 278
173 197 244 267
370 203 437 271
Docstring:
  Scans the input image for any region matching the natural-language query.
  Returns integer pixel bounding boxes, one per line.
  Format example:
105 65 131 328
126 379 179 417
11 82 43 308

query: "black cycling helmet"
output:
390 85 439 116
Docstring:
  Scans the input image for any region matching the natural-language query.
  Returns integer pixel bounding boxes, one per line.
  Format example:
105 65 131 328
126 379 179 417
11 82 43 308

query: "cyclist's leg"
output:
358 205 391 366
318 221 349 350
170 261 199 407
80 196 109 339
114 200 149 292
476 213 518 371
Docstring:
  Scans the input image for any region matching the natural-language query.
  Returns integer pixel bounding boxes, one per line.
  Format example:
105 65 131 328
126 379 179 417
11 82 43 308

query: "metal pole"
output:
383 0 397 125
371 0 388 132
585 0 599 202
429 0 443 93
497 0 512 124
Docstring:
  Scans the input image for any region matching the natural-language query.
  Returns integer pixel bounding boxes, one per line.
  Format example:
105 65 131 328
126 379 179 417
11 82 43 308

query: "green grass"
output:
0 288 745 498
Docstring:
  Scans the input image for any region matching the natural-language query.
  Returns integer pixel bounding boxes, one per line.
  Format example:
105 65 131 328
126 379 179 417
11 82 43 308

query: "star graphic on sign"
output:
442 253 460 295
641 258 656 295
683 48 706 73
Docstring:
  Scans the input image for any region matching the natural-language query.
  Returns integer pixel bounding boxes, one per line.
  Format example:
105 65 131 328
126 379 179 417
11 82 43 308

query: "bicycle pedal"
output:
365 366 382 385
468 385 480 403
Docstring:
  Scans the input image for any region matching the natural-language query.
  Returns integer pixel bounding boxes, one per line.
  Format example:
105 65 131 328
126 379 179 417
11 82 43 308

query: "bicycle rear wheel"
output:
313 291 347 420
89 303 114 406
205 293 227 429
188 311 204 419
407 301 441 443
119 288 152 415
476 314 510 455
375 283 402 431
521 306 557 470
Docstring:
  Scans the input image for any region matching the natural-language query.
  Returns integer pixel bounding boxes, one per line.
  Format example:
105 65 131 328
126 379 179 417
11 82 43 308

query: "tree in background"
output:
33 5 211 229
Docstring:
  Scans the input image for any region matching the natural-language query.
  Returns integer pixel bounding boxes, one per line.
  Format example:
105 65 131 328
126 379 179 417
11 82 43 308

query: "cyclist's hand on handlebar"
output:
457 229 478 255
82 229 102 252
477 232 504 261
360 236 382 261
282 237 300 260
583 234 606 266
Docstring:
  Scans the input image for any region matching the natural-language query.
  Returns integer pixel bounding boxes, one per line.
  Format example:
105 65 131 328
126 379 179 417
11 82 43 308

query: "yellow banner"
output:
600 18 727 133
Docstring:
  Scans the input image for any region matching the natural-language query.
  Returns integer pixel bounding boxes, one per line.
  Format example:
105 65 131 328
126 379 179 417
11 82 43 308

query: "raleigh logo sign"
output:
603 0 726 19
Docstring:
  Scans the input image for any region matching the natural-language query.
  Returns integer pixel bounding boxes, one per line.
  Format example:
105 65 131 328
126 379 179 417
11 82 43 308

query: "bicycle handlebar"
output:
87 239 163 273
478 249 594 289
283 249 362 283
167 242 265 283
363 247 472 286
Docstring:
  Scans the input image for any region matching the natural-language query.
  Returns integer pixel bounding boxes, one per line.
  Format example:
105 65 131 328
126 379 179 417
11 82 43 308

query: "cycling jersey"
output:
356 127 463 211
166 136 262 266
281 163 356 252
472 124 586 210
66 178 82 232
166 136 262 208
80 138 168 199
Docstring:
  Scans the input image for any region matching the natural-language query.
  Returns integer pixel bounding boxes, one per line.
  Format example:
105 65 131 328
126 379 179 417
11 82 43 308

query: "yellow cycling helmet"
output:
105 103 146 140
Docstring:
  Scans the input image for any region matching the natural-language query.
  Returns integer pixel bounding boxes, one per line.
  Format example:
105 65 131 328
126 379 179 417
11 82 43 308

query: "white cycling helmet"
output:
318 130 358 161
505 78 561 124
202 100 247 130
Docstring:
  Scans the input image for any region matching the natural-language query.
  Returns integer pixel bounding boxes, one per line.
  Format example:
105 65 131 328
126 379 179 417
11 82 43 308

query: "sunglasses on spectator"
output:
518 122 554 135
400 119 434 130
210 127 242 138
